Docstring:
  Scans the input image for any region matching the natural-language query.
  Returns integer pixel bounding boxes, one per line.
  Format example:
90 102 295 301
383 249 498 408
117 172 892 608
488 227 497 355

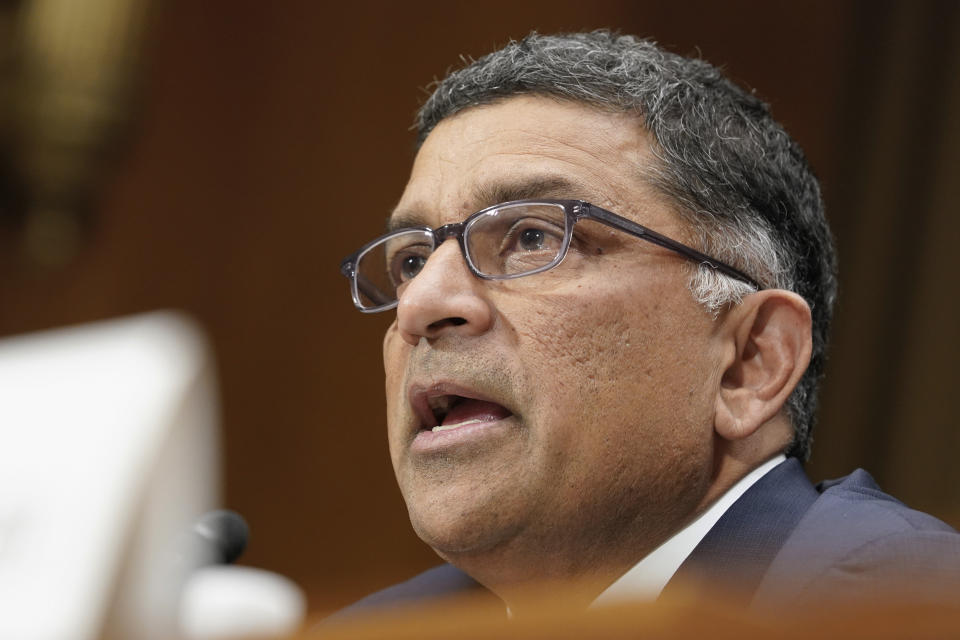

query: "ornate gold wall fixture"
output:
0 2 23 245
1 0 153 267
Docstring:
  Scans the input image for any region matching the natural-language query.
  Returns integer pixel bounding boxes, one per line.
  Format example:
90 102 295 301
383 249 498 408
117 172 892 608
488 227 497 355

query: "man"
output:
338 31 960 615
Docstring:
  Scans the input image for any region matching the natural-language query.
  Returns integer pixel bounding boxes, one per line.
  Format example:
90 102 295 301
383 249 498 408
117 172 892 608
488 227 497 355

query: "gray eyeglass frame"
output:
340 198 762 313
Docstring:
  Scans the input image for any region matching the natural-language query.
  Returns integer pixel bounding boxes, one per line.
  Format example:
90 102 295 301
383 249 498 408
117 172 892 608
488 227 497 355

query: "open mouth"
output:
423 394 512 432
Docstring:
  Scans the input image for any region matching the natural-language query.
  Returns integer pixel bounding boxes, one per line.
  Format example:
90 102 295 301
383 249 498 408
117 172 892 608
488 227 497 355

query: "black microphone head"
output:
193 509 250 564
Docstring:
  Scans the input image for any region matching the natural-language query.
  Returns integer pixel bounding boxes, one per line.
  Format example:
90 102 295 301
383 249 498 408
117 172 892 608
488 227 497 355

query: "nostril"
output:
427 317 468 331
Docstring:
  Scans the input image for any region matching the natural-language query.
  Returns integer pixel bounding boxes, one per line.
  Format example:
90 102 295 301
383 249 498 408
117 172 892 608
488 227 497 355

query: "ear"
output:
714 289 812 442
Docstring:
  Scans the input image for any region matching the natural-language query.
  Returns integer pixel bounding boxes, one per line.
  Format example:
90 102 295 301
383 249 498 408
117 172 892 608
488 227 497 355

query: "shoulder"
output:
810 468 958 547
753 468 960 607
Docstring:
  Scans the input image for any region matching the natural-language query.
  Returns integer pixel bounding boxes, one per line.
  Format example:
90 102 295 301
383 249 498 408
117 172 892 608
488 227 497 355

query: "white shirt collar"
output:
591 454 786 607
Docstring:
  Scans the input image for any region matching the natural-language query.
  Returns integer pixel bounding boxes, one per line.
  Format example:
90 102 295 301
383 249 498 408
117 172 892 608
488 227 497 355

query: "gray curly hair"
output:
415 31 837 461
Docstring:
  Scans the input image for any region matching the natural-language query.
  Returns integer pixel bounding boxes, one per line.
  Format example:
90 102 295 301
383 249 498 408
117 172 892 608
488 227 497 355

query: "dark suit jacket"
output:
339 459 960 616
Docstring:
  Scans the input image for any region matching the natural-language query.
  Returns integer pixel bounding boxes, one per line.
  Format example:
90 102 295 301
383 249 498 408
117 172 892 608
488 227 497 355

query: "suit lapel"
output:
660 458 819 605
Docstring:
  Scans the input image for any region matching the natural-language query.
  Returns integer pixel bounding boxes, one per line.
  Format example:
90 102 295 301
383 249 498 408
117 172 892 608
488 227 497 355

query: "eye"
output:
518 228 547 251
502 218 564 255
387 246 431 286
400 255 426 280
464 204 568 276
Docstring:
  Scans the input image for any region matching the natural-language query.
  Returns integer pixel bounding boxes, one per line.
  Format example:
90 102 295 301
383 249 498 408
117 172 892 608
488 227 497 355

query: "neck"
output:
701 415 793 510
438 473 716 610
439 418 792 612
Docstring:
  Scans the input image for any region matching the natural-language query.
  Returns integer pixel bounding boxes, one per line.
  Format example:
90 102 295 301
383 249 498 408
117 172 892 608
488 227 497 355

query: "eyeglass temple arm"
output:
578 203 762 290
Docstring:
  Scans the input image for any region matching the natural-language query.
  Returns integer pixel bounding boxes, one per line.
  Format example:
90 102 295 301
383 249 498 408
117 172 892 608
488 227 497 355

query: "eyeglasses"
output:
340 199 761 313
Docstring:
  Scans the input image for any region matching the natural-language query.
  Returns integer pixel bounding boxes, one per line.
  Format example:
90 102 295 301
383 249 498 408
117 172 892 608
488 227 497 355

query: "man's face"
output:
382 96 728 581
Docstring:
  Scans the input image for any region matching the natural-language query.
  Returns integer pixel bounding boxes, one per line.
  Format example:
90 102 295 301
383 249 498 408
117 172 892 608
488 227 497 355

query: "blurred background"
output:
0 0 957 615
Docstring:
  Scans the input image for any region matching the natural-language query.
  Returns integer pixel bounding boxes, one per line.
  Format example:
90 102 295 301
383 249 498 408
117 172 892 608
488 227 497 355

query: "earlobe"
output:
714 290 812 441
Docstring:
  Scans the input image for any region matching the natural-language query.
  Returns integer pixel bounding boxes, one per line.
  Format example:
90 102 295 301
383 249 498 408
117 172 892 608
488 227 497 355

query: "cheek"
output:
502 285 718 525
522 301 634 391
517 289 655 399
514 285 715 450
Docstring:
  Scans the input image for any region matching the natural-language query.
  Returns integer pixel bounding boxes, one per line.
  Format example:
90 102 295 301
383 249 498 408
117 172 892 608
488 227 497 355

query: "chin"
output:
406 496 520 558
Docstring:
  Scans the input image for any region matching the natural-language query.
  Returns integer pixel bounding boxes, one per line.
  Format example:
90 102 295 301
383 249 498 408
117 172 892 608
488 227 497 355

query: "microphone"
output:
178 511 305 639
192 509 250 565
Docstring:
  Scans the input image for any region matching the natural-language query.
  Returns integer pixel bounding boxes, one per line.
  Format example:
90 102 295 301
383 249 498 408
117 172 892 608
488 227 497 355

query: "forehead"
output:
392 96 677 229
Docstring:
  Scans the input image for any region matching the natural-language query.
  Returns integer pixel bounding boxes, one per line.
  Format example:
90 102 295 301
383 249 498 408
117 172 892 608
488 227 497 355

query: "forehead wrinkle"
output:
470 120 653 204
485 146 688 241
513 114 660 205
469 148 625 203
495 111 647 165
392 100 666 232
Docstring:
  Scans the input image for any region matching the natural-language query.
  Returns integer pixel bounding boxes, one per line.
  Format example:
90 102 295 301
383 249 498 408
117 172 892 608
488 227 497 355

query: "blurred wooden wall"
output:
0 0 957 613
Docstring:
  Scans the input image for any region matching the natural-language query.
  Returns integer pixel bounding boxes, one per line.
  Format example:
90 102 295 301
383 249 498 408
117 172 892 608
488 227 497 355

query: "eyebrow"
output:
386 174 588 233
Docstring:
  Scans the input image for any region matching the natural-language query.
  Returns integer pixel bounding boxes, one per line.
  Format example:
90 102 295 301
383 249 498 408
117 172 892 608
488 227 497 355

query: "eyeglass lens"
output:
354 202 569 309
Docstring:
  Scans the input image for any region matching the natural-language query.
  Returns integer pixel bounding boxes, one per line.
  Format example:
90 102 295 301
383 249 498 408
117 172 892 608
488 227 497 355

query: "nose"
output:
395 239 494 346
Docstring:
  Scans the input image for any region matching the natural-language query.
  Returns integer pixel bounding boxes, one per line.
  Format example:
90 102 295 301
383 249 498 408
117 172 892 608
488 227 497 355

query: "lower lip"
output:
410 416 513 453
